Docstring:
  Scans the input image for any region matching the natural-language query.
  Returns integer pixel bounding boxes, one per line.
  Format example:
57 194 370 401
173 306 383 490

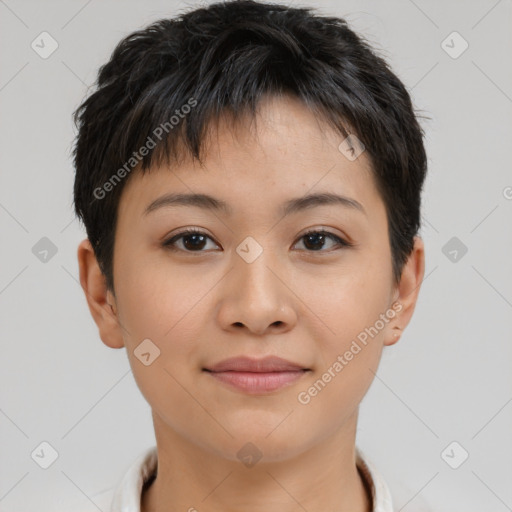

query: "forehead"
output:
118 94 383 223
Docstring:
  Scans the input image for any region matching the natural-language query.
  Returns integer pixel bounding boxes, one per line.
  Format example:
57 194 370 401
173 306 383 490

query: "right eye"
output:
162 229 220 253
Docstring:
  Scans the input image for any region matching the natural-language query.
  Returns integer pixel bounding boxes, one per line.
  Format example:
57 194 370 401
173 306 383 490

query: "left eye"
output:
162 229 350 253
295 230 350 252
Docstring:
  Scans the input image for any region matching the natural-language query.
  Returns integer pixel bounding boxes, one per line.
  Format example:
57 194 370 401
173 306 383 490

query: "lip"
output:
204 355 308 373
203 356 310 394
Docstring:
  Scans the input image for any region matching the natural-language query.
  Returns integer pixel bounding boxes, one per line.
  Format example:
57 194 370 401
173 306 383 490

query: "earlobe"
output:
77 238 125 349
384 236 425 347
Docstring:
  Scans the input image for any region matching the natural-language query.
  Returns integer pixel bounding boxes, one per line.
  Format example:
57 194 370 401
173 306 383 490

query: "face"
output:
80 93 424 463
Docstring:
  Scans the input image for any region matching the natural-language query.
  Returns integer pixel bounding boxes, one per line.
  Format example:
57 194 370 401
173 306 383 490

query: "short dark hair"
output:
72 0 428 294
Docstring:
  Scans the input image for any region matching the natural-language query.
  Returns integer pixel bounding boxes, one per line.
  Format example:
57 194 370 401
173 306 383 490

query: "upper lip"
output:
204 356 308 373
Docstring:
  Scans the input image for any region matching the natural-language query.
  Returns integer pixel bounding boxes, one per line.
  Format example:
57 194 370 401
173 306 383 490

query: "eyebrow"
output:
143 192 366 218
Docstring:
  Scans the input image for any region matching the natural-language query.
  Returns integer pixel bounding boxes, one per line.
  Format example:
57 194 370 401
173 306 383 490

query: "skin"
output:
78 93 425 512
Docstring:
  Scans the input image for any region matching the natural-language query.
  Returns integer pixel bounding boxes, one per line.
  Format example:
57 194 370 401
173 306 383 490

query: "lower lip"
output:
205 370 308 394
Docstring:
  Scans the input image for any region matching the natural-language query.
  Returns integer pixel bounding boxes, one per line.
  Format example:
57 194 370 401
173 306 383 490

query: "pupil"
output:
305 233 325 251
184 234 206 250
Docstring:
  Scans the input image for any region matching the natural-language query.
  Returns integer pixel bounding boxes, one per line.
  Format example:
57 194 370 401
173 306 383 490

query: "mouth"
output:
202 356 311 394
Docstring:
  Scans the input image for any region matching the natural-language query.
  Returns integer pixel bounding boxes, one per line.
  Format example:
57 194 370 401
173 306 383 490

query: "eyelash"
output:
162 228 353 254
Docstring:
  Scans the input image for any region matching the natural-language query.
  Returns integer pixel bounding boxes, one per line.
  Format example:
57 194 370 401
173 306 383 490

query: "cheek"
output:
295 278 389 429
116 255 209 342
314 263 392 342
115 265 208 420
112 260 201 379
303 256 391 391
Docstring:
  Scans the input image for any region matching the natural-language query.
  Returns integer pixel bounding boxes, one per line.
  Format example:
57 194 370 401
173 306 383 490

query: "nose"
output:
216 245 297 336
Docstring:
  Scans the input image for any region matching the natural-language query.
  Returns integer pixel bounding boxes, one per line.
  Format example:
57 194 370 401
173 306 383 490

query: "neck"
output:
141 412 372 512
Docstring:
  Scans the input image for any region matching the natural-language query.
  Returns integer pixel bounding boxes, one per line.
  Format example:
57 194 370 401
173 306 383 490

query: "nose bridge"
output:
217 234 295 333
234 234 282 306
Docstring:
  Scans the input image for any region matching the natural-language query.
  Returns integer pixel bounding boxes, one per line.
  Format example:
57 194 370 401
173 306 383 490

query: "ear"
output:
384 236 425 347
77 238 125 349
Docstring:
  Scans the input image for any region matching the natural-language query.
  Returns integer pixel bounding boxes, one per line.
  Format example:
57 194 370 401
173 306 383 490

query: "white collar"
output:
108 445 394 511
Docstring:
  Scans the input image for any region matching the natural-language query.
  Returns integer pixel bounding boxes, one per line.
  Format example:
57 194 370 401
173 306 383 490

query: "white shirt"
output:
104 445 394 512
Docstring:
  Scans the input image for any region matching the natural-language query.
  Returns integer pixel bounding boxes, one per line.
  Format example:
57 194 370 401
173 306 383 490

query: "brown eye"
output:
163 229 219 252
294 230 351 252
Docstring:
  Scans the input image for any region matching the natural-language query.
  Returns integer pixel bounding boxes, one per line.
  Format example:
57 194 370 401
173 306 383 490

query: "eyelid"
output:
297 228 353 249
299 226 350 241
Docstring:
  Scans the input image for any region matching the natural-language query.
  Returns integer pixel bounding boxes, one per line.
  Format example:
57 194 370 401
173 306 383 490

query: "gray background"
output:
1 0 511 510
